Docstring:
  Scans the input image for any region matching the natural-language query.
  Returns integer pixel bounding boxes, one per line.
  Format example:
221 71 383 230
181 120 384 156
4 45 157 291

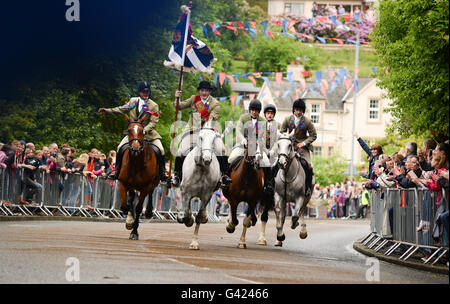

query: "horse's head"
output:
126 114 147 156
277 129 295 170
195 125 216 167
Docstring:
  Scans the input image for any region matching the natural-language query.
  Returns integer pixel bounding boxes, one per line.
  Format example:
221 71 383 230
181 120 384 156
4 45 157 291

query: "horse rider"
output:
227 99 273 193
263 103 281 192
98 81 168 182
279 98 317 196
171 80 232 188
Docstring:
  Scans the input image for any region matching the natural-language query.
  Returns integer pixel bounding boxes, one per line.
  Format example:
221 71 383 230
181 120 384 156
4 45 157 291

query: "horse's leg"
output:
190 197 209 250
226 200 238 233
291 195 304 230
274 192 286 246
125 190 136 231
129 190 147 240
119 184 129 214
258 205 269 246
293 195 308 239
144 193 153 219
238 202 256 249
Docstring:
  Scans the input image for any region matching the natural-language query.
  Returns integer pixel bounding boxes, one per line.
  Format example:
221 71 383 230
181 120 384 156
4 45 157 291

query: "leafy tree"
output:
370 0 449 137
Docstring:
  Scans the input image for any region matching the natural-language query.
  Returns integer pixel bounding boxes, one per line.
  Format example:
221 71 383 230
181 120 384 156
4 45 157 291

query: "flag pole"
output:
168 2 191 181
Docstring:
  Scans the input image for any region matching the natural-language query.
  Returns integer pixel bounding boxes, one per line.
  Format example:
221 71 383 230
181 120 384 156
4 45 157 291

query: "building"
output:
257 64 392 167
231 82 261 111
268 0 375 18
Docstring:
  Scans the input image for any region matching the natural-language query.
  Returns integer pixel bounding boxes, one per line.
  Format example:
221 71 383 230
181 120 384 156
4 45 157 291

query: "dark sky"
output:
0 0 180 96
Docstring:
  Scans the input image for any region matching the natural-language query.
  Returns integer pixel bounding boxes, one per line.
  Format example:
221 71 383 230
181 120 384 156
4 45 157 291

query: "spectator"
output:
98 153 109 177
20 149 42 205
352 130 383 180
415 153 447 205
312 2 318 18
338 4 345 16
41 146 50 166
356 187 370 219
0 144 11 169
376 155 397 188
418 139 436 171
393 155 422 188
402 141 418 166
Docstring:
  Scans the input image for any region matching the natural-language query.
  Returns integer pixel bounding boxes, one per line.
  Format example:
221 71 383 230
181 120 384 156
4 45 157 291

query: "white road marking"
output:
224 274 263 284
167 257 210 270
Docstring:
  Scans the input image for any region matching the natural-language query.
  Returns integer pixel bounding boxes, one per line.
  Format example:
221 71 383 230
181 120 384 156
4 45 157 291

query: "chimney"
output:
287 63 305 82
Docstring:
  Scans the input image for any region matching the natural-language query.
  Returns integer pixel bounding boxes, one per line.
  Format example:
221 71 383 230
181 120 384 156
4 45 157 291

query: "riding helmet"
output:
292 98 306 113
138 81 151 93
264 103 277 115
197 81 213 91
248 99 262 112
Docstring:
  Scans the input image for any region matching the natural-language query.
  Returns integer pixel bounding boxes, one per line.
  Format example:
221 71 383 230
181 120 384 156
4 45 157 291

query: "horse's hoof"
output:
277 234 285 242
300 232 308 239
274 241 283 247
189 244 200 250
238 243 247 249
125 222 134 230
144 211 153 219
176 217 184 224
201 217 208 224
185 217 194 227
226 226 235 233
129 233 139 240
291 221 299 230
257 239 267 246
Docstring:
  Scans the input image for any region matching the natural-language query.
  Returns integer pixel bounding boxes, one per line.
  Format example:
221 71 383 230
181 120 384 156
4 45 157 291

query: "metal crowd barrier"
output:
362 188 448 266
0 168 222 223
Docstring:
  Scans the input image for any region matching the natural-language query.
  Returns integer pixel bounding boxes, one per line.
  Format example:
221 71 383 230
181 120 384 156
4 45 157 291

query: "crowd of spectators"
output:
0 140 117 207
352 132 449 248
312 2 361 18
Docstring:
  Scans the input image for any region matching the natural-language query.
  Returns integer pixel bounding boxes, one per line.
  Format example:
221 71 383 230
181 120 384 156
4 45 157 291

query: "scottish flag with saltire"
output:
164 5 215 74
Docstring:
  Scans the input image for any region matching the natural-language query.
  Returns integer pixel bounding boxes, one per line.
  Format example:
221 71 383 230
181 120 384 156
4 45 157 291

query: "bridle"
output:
127 120 145 153
277 137 297 184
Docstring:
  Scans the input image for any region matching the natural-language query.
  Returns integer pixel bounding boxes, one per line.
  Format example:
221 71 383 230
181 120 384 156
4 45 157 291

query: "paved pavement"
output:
0 217 448 284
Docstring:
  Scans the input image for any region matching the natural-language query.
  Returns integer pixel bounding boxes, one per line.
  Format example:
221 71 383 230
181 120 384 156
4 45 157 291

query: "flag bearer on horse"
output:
98 81 168 182
227 99 273 194
171 80 232 188
263 103 281 193
279 98 317 196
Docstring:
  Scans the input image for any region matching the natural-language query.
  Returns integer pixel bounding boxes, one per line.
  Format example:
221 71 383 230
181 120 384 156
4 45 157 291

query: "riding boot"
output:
157 153 168 182
171 156 184 187
306 167 314 197
299 158 312 197
108 145 126 180
218 156 232 186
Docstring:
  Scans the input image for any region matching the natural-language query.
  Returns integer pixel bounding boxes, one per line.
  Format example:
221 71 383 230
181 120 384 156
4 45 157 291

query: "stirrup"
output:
171 175 181 187
221 175 232 185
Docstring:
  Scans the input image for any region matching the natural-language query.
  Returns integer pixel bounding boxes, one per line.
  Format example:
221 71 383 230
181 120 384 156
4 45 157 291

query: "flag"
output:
165 9 215 74
248 76 257 87
276 72 283 87
219 72 226 87
339 69 347 84
282 90 291 98
236 95 243 106
371 67 376 75
230 96 236 109
262 20 270 40
287 72 296 89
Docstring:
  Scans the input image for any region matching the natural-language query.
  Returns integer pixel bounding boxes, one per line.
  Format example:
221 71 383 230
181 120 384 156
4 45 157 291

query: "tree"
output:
370 0 449 137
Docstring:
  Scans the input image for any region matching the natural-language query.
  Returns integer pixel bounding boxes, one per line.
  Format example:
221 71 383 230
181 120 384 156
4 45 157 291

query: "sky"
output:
0 0 179 96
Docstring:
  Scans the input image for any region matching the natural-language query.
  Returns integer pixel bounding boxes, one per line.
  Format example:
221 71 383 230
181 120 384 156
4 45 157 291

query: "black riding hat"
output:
293 98 306 113
138 81 151 93
249 99 262 112
197 81 213 91
264 103 277 115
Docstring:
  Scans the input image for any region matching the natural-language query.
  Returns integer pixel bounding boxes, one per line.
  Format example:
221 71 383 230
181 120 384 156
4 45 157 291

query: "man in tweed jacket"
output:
98 81 168 182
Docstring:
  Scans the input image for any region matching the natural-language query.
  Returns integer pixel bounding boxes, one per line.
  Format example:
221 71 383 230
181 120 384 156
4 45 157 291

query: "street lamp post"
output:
350 30 360 181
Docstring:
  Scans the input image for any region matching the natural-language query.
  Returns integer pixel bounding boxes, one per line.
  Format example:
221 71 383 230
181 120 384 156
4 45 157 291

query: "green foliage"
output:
312 153 353 186
370 0 449 137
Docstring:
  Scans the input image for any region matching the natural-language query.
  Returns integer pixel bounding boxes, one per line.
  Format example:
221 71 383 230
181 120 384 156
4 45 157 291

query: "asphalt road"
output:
0 217 447 284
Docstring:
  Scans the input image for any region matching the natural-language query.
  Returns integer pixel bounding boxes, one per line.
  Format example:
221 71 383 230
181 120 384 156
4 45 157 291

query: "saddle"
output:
228 156 244 174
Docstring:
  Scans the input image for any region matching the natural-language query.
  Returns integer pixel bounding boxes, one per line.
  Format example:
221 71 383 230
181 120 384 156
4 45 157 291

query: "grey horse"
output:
273 130 311 247
176 123 221 250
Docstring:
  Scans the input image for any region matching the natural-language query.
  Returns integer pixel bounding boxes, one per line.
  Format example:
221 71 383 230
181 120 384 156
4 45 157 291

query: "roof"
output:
231 82 261 93
262 70 374 112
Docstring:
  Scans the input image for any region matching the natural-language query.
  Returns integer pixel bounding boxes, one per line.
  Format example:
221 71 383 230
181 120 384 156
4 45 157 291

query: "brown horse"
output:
119 114 159 240
223 144 264 249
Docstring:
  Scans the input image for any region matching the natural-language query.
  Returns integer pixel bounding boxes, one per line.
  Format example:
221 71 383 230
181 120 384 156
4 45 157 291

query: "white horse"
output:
273 131 310 247
176 123 221 250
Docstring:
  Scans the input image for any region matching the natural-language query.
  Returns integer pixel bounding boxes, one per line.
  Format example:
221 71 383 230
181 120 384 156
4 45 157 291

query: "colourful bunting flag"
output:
248 75 256 87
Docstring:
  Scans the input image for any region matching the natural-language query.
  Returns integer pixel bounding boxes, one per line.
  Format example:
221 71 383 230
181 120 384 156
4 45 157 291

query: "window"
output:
328 146 334 157
311 104 321 125
313 146 323 157
284 3 304 15
369 99 380 121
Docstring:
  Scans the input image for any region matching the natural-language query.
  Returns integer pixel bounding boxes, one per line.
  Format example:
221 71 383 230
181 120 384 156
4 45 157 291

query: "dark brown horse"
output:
223 144 264 249
119 114 159 240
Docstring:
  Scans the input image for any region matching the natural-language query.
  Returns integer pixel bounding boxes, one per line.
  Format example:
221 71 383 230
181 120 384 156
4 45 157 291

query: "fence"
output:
0 168 221 222
361 188 448 266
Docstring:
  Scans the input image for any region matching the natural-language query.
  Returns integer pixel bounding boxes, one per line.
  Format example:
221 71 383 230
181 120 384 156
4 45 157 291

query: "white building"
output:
256 64 392 166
